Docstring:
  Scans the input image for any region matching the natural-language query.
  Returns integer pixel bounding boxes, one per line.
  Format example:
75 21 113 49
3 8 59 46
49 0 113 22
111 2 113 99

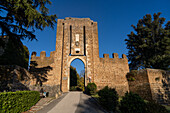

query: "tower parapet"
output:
30 51 55 68
101 53 128 63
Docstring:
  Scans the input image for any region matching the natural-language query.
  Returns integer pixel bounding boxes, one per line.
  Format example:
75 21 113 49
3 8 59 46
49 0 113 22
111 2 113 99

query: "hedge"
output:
0 91 40 113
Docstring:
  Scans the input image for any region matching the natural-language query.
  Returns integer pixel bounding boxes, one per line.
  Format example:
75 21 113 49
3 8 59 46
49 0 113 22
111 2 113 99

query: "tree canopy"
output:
0 36 29 69
70 66 84 91
125 12 170 70
0 0 57 41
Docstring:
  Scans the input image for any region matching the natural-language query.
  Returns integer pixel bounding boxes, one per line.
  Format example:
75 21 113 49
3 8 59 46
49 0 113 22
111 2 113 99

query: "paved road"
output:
37 91 106 113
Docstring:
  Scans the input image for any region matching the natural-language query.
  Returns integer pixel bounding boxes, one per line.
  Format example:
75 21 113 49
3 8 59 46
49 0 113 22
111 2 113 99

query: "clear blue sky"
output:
23 0 170 75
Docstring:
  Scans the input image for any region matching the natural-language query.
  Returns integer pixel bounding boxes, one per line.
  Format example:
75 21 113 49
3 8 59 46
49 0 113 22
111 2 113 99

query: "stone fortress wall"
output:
29 17 169 104
94 53 129 96
30 17 129 96
128 69 170 105
30 51 55 68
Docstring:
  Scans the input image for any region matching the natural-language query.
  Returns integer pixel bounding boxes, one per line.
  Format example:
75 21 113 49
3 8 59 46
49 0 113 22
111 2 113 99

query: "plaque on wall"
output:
63 77 68 80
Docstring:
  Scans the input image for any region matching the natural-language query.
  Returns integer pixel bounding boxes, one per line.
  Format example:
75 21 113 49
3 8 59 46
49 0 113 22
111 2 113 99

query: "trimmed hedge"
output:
0 91 40 113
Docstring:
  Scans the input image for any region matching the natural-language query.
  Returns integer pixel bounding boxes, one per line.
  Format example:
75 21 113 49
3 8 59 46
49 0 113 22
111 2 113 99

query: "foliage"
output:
0 0 57 41
146 101 169 113
70 86 83 91
70 66 78 87
98 86 119 112
86 83 97 95
120 92 147 113
70 86 78 91
0 37 29 69
126 70 137 81
125 12 170 70
70 66 84 91
77 77 85 91
0 91 40 113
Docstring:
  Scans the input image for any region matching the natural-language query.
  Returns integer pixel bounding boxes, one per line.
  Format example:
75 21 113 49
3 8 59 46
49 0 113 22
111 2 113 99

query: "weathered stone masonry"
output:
128 69 170 105
31 17 129 96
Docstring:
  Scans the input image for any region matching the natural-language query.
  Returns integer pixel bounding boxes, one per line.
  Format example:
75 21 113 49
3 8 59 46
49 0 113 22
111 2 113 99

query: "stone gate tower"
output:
31 17 129 96
55 18 99 92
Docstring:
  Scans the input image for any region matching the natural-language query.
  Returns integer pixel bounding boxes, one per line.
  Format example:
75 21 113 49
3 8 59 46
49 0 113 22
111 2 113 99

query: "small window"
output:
155 77 160 82
76 51 79 53
75 34 79 41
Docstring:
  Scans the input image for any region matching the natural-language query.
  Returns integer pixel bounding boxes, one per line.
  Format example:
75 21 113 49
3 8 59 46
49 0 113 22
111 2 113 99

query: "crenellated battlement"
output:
102 53 128 60
31 51 55 68
31 51 55 58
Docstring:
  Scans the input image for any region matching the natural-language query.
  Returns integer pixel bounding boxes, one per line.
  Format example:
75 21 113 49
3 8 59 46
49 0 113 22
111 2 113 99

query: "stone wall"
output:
147 69 170 105
128 69 170 105
0 65 60 97
94 53 129 96
128 69 152 100
30 51 55 68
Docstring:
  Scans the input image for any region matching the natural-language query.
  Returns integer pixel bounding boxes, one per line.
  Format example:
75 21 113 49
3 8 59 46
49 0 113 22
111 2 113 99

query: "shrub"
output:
70 86 77 91
98 86 119 112
0 91 40 113
86 83 97 95
126 70 137 81
120 92 147 113
146 101 168 113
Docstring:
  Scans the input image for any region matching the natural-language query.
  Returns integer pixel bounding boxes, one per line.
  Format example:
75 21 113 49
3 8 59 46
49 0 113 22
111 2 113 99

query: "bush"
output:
98 86 119 112
126 70 137 81
70 86 83 91
146 101 168 113
0 91 40 113
86 83 97 95
120 92 147 113
70 86 77 91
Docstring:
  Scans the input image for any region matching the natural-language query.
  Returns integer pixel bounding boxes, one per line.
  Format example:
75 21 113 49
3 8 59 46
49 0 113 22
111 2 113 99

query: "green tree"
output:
126 12 170 70
70 66 78 87
0 37 29 69
0 0 57 68
0 0 57 40
70 66 84 91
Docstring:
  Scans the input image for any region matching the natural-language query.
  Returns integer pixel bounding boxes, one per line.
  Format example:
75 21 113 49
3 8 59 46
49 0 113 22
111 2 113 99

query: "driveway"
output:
37 91 106 113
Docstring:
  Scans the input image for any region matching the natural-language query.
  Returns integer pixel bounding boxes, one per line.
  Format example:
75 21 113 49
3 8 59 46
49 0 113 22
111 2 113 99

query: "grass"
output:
163 105 170 113
91 93 99 101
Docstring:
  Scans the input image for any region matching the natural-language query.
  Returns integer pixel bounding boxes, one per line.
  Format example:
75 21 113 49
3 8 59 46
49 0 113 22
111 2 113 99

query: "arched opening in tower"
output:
70 59 85 91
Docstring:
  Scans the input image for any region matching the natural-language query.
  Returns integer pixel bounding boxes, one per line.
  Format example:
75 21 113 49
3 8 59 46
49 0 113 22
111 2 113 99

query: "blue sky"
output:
22 0 170 75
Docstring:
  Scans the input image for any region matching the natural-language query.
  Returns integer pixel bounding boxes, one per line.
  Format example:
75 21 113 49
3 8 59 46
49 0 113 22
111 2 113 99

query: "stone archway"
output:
66 56 87 91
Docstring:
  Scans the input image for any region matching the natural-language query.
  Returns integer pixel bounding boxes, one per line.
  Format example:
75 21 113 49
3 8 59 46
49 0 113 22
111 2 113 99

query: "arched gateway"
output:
31 18 129 96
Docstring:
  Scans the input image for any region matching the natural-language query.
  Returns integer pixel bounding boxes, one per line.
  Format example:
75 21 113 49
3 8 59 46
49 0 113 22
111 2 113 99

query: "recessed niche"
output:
155 77 160 82
76 51 79 53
